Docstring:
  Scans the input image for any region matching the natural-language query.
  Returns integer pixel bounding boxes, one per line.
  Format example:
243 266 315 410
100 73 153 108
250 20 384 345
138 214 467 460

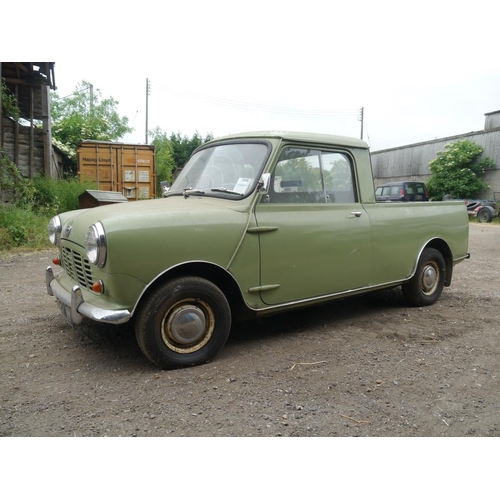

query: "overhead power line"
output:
153 84 360 119
52 86 91 101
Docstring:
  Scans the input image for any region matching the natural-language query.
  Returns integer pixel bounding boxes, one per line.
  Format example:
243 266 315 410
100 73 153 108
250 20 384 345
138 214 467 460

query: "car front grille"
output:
61 246 94 290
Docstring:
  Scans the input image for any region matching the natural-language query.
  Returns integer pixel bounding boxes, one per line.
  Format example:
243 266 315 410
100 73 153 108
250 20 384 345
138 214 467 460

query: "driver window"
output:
271 148 324 203
266 147 356 203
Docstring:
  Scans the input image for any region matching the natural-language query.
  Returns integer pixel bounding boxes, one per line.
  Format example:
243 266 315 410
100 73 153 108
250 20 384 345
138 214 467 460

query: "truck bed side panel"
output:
365 202 469 286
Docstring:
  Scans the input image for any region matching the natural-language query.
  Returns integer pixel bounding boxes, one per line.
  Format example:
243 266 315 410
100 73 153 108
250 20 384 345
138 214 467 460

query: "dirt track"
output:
1 223 499 437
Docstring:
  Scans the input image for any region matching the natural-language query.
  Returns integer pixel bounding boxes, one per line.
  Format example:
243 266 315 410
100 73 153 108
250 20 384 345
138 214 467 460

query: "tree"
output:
51 81 132 168
426 140 495 200
168 131 214 169
149 128 213 192
149 127 176 194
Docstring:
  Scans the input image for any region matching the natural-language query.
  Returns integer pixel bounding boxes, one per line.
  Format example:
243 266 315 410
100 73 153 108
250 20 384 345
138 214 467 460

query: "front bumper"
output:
46 266 131 326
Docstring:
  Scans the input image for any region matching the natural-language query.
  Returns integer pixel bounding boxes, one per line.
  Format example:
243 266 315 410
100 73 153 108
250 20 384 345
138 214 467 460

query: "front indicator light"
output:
91 280 105 294
52 257 60 266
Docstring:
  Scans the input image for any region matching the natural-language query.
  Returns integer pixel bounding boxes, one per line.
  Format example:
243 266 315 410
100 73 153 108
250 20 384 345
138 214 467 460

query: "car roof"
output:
207 131 369 150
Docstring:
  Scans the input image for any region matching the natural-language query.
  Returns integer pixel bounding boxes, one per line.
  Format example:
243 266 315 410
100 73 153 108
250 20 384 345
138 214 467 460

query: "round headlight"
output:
85 222 107 267
48 216 62 246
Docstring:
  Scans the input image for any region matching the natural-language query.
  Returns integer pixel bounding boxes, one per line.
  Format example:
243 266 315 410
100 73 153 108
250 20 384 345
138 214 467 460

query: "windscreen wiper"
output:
183 187 206 198
210 187 244 196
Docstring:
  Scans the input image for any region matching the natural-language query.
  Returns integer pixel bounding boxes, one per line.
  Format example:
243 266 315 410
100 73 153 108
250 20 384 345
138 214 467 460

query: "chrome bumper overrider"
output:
46 266 131 326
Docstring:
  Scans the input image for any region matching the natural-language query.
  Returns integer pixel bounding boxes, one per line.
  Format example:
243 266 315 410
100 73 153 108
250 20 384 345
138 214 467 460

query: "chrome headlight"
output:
85 222 107 268
48 216 62 246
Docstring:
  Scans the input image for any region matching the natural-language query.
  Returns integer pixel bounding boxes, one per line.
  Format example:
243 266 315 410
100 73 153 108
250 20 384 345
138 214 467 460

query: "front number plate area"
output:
57 298 74 327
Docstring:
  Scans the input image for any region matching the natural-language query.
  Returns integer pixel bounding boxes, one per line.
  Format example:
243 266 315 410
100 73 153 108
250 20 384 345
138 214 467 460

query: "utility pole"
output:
89 84 94 115
145 78 151 144
359 107 364 140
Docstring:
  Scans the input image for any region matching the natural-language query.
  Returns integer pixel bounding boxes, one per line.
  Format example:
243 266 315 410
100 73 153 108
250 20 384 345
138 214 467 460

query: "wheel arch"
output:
131 261 253 321
422 238 453 286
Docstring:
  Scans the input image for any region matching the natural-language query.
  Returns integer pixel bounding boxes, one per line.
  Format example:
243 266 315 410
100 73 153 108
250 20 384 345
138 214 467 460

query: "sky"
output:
8 0 500 152
2 0 497 479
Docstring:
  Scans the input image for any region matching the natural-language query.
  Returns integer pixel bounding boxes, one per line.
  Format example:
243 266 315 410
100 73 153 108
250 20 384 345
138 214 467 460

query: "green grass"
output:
0 205 52 254
0 176 96 256
30 177 96 214
469 215 500 225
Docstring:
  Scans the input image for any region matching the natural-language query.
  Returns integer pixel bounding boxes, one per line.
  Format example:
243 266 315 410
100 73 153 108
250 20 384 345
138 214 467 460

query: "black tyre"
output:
477 208 492 223
402 248 446 307
135 276 231 369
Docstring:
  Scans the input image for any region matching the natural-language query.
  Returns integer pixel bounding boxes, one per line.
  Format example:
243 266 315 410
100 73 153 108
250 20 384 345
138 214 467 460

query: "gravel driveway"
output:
1 223 499 437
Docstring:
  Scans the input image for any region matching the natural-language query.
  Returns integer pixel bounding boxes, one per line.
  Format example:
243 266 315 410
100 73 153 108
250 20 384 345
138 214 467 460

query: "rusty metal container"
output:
77 141 156 200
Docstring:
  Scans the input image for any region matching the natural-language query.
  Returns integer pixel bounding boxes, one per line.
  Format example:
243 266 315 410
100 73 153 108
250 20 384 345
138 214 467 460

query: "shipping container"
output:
77 141 156 200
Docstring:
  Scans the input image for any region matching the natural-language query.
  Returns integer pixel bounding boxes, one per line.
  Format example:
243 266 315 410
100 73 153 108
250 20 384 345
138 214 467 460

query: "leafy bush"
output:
1 77 20 120
0 155 96 252
0 205 51 250
426 140 495 200
31 176 96 214
0 155 37 207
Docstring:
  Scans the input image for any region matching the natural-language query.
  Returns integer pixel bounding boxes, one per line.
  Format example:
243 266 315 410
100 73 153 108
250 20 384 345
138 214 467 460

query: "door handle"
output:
351 211 362 217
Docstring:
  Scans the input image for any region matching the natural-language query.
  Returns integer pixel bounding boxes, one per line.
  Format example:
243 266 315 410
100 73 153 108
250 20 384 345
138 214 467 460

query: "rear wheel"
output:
477 208 492 223
136 276 231 369
402 248 446 307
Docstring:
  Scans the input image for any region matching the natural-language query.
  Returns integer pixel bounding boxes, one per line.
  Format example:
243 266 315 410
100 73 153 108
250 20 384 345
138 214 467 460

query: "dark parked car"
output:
375 181 429 202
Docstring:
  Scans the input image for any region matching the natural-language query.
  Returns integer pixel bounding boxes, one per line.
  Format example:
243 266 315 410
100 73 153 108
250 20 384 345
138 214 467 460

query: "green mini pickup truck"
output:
46 131 470 369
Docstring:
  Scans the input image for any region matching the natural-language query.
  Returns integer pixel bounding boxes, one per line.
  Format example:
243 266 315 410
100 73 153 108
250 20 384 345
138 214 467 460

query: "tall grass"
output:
30 177 97 215
0 205 52 251
0 168 96 254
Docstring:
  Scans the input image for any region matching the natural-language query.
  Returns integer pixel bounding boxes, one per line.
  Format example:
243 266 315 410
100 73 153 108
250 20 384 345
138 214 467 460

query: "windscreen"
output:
169 142 269 197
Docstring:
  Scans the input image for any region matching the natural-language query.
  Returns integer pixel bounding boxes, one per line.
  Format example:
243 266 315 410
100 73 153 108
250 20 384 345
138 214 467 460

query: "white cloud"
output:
9 0 499 151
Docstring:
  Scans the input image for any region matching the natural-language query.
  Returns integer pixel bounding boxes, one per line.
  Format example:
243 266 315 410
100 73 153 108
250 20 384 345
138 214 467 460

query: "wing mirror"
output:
258 173 271 194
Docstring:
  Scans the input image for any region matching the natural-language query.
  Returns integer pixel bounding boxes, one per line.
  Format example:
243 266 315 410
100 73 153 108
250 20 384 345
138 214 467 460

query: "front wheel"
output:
135 276 231 369
402 248 446 307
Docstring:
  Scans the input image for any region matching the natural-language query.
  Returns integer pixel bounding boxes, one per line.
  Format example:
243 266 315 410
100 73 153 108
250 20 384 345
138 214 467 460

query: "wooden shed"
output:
1 63 56 178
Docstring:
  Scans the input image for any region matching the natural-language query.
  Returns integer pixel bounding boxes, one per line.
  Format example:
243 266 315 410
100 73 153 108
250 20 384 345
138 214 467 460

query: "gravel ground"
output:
1 223 499 438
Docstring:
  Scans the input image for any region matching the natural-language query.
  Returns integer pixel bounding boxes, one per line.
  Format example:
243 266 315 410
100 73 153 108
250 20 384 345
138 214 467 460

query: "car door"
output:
255 146 371 306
